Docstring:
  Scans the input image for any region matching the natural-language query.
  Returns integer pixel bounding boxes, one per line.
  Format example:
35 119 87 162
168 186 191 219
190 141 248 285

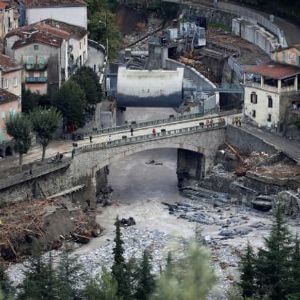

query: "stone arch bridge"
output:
0 118 227 206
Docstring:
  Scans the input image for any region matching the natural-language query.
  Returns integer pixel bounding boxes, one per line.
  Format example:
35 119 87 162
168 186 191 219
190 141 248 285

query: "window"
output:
252 110 256 118
268 96 273 108
250 92 257 104
267 114 272 122
2 78 8 89
84 37 86 45
1 111 5 119
34 45 39 50
79 42 82 49
13 77 18 87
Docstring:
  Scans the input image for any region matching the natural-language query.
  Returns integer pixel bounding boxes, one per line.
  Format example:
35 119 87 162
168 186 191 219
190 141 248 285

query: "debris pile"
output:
0 198 102 263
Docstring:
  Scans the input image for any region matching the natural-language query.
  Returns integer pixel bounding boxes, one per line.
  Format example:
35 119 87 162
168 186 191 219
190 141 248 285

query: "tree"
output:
22 88 51 113
112 217 131 299
135 250 155 300
87 1 122 59
152 241 216 300
255 206 293 300
5 113 32 167
18 251 59 300
53 80 86 129
56 251 85 300
0 266 14 299
72 66 102 108
288 235 300 300
30 107 61 161
240 242 256 298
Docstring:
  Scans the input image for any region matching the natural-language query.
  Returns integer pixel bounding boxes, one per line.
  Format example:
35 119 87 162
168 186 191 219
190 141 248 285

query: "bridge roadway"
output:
0 113 235 176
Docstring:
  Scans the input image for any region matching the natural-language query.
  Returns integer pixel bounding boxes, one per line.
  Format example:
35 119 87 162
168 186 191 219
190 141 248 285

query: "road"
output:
240 123 300 163
0 114 232 175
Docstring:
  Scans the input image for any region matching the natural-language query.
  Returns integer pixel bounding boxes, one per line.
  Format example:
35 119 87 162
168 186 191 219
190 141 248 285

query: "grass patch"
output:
208 22 231 32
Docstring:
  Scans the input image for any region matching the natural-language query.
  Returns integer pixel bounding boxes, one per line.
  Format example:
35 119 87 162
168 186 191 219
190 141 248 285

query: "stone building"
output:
243 62 300 129
5 20 88 93
0 0 19 41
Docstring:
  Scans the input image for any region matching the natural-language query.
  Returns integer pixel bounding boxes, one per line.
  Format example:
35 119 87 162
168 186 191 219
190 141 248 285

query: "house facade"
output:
5 20 88 93
271 45 300 67
0 1 19 40
243 62 300 129
19 0 87 29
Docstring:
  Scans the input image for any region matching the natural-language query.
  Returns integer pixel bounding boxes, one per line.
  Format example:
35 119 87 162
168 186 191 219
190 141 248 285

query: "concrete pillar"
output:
177 149 205 187
278 79 282 92
294 75 298 91
261 76 264 88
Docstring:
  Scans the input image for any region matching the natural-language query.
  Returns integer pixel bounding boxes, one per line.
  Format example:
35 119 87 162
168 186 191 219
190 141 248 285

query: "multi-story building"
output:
18 0 87 29
5 20 88 93
0 53 22 97
243 62 300 129
0 54 22 157
0 0 19 40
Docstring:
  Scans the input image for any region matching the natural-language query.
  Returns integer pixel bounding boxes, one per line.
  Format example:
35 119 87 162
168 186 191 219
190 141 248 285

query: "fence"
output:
75 118 227 155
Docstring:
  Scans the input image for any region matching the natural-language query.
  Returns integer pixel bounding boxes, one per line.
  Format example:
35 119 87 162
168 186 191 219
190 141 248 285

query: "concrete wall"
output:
225 125 277 154
272 47 300 66
26 6 87 29
117 67 184 107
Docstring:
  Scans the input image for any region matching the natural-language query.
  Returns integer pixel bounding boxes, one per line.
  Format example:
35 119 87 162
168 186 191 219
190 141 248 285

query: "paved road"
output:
0 114 233 175
240 123 300 163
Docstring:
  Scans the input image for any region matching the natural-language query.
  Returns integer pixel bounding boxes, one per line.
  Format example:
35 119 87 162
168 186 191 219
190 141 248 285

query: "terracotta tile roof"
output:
0 88 19 104
245 62 300 79
12 30 63 49
36 19 87 40
0 54 22 72
23 0 86 8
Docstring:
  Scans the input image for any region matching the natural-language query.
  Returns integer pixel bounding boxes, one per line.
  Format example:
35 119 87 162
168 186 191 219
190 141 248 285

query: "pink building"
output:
0 88 21 158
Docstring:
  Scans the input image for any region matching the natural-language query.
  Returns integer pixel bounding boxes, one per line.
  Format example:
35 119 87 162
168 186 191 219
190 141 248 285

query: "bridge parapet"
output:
74 120 226 156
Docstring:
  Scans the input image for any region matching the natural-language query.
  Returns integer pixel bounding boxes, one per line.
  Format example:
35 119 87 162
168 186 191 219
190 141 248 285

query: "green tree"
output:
56 251 85 300
87 0 122 59
135 250 155 300
0 266 14 299
256 206 293 300
30 107 61 161
152 241 216 300
18 252 59 300
53 80 86 129
240 242 256 298
112 217 131 299
288 235 300 300
5 113 32 167
22 88 51 113
84 268 119 300
72 67 102 105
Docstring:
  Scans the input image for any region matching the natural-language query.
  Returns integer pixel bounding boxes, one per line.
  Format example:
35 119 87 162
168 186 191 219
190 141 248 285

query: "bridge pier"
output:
177 149 205 187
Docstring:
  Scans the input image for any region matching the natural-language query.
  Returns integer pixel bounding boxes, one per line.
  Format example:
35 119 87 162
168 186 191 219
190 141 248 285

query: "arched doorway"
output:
5 146 13 156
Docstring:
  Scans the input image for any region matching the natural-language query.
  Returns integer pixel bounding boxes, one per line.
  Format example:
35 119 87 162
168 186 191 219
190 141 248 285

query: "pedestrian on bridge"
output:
90 135 93 143
152 128 156 136
130 127 134 136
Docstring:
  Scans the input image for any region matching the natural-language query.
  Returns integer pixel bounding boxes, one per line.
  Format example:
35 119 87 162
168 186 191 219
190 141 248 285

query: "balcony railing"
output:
25 77 47 83
25 63 47 71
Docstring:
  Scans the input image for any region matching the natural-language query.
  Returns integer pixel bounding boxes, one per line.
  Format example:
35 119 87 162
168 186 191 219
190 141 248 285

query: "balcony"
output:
25 63 47 71
25 77 47 83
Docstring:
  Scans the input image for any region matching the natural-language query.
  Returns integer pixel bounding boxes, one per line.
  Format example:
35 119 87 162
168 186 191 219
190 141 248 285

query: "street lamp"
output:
99 12 109 58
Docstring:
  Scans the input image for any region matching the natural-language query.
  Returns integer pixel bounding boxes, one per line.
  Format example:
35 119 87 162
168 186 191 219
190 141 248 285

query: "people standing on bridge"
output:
237 117 242 127
130 127 134 136
152 128 156 136
90 135 93 143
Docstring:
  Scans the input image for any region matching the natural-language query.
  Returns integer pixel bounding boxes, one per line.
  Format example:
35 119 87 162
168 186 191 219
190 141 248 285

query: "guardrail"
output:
70 107 220 139
74 119 226 155
0 158 72 191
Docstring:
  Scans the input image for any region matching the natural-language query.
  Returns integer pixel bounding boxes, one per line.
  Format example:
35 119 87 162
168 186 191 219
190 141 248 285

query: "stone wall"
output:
225 125 277 154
